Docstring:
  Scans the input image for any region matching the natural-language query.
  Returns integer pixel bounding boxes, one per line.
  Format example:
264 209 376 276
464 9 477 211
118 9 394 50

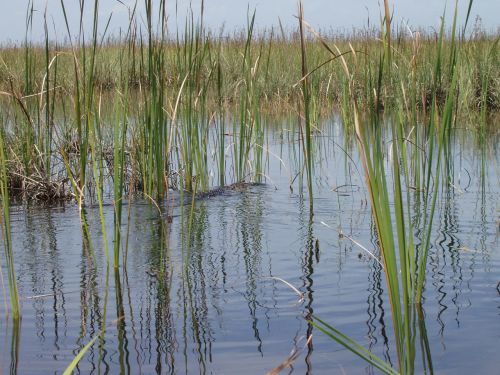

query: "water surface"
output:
1 117 499 374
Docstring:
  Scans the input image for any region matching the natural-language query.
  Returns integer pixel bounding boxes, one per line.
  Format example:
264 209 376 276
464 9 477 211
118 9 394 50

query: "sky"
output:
0 0 498 43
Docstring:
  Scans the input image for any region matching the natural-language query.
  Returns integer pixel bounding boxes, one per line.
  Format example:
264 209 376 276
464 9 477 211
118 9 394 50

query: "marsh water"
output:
1 115 499 374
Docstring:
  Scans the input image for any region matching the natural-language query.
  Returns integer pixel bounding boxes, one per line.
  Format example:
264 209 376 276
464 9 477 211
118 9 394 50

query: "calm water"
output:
1 117 499 374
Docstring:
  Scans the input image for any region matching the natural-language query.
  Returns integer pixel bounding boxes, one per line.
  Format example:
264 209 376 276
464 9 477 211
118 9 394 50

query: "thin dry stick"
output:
263 276 304 303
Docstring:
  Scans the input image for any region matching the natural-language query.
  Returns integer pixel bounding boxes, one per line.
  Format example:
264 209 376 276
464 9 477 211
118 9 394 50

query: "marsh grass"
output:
298 4 314 210
1 31 497 114
0 6 496 202
305 1 474 373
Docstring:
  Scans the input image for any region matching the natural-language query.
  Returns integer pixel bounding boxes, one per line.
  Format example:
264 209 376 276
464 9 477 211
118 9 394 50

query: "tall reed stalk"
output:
216 45 226 186
0 120 20 320
232 10 266 183
176 13 212 192
139 0 169 198
113 95 128 269
298 4 314 210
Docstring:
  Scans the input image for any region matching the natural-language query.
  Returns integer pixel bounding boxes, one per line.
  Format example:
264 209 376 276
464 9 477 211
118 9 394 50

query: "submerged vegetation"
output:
0 0 499 373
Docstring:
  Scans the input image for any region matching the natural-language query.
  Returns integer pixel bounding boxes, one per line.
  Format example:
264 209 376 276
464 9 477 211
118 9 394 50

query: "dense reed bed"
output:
1 20 498 113
0 29 497 200
0 1 497 205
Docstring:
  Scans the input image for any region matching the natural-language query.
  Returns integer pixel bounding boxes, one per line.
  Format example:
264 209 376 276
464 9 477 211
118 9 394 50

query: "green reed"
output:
234 11 256 182
175 15 212 192
21 0 36 179
216 43 226 186
298 4 314 210
3 30 497 118
0 0 497 371
0 117 20 319
309 1 473 373
113 94 128 269
58 0 98 208
138 0 169 198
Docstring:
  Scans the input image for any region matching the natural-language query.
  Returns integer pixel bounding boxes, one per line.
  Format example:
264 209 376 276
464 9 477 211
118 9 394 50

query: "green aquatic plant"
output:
139 0 169 198
62 335 100 375
113 93 128 269
0 119 20 320
233 10 265 183
298 3 314 211
307 0 472 373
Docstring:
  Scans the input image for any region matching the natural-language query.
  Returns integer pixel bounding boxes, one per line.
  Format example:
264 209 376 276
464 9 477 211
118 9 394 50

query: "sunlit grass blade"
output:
311 316 399 375
62 334 100 375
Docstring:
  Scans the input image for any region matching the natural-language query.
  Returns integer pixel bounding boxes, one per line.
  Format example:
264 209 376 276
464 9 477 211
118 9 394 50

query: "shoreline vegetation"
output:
0 0 497 203
1 29 498 113
0 22 497 202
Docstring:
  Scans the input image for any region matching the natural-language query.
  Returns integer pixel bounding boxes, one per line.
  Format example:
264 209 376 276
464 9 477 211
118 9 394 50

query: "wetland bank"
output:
0 0 499 374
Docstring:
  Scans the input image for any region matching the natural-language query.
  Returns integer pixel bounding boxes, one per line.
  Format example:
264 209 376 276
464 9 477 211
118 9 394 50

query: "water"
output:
1 117 499 374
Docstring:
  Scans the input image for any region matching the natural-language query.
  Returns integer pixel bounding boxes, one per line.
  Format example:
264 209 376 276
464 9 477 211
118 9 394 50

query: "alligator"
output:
194 181 264 200
82 181 265 213
160 181 265 222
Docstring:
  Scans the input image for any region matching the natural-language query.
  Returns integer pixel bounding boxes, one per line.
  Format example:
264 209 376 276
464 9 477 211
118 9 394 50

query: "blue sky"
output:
0 0 498 43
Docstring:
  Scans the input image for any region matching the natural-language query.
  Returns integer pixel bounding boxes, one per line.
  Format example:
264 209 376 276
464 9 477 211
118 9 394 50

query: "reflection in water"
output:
0 121 498 374
114 269 130 374
146 218 176 375
297 197 315 375
431 188 459 340
9 319 20 375
429 219 447 345
98 266 111 375
440 189 465 328
123 268 142 373
236 191 267 355
417 306 434 375
19 207 69 363
76 242 101 373
366 218 392 367
184 203 211 373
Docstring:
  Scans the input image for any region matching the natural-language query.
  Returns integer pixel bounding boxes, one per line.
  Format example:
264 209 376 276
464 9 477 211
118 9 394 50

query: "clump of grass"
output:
306 0 471 373
232 10 266 183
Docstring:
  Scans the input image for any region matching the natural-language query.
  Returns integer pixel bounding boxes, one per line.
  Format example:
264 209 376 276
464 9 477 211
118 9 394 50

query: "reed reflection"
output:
143 216 176 374
8 319 20 375
235 190 267 355
180 202 212 373
19 206 68 358
297 197 316 375
366 218 392 366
